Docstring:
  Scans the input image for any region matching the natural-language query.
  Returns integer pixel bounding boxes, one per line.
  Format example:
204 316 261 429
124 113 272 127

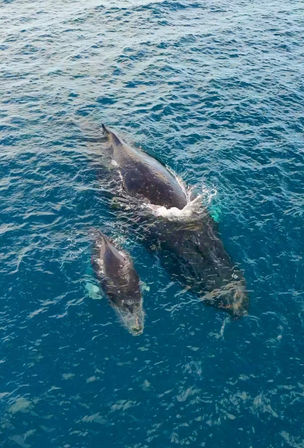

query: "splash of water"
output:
144 175 218 222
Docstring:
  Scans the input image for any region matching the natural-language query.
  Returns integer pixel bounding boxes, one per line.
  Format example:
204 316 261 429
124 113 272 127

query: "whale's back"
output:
103 126 187 209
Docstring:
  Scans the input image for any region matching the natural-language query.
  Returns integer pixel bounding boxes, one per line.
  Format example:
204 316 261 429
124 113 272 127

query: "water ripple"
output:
0 0 304 447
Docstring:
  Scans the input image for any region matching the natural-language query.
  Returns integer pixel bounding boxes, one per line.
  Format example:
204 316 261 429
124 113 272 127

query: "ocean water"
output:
1 0 304 446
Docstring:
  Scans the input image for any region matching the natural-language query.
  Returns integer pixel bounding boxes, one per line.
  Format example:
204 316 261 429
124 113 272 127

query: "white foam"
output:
144 175 217 222
201 184 218 206
145 195 202 220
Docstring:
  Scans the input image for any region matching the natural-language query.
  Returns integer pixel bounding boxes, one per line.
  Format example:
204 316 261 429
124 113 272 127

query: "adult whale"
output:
144 212 249 318
100 126 248 318
91 230 144 335
102 125 187 209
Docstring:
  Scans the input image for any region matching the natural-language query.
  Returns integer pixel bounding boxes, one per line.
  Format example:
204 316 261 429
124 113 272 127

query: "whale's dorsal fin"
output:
102 124 109 135
102 124 123 146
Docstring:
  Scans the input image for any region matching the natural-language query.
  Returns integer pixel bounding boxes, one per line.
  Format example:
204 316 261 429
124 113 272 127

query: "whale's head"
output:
116 299 145 336
203 277 249 319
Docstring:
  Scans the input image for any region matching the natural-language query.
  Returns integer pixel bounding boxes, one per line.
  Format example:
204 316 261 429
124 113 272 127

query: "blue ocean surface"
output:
0 0 304 446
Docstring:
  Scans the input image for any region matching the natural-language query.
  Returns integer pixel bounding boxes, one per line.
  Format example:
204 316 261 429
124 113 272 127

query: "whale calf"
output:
91 230 144 335
102 125 187 209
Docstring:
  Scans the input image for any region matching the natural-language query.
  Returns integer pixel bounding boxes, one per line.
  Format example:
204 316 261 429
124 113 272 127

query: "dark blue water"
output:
1 0 304 446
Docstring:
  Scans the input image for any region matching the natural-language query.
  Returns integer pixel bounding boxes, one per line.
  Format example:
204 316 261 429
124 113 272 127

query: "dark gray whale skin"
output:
100 126 248 318
144 212 249 318
91 230 144 335
102 125 187 210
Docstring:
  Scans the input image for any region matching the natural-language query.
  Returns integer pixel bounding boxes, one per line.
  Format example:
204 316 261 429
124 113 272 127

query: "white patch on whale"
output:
85 281 103 300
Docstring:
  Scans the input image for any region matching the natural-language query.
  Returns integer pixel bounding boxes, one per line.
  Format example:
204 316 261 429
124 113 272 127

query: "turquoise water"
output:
1 0 304 446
